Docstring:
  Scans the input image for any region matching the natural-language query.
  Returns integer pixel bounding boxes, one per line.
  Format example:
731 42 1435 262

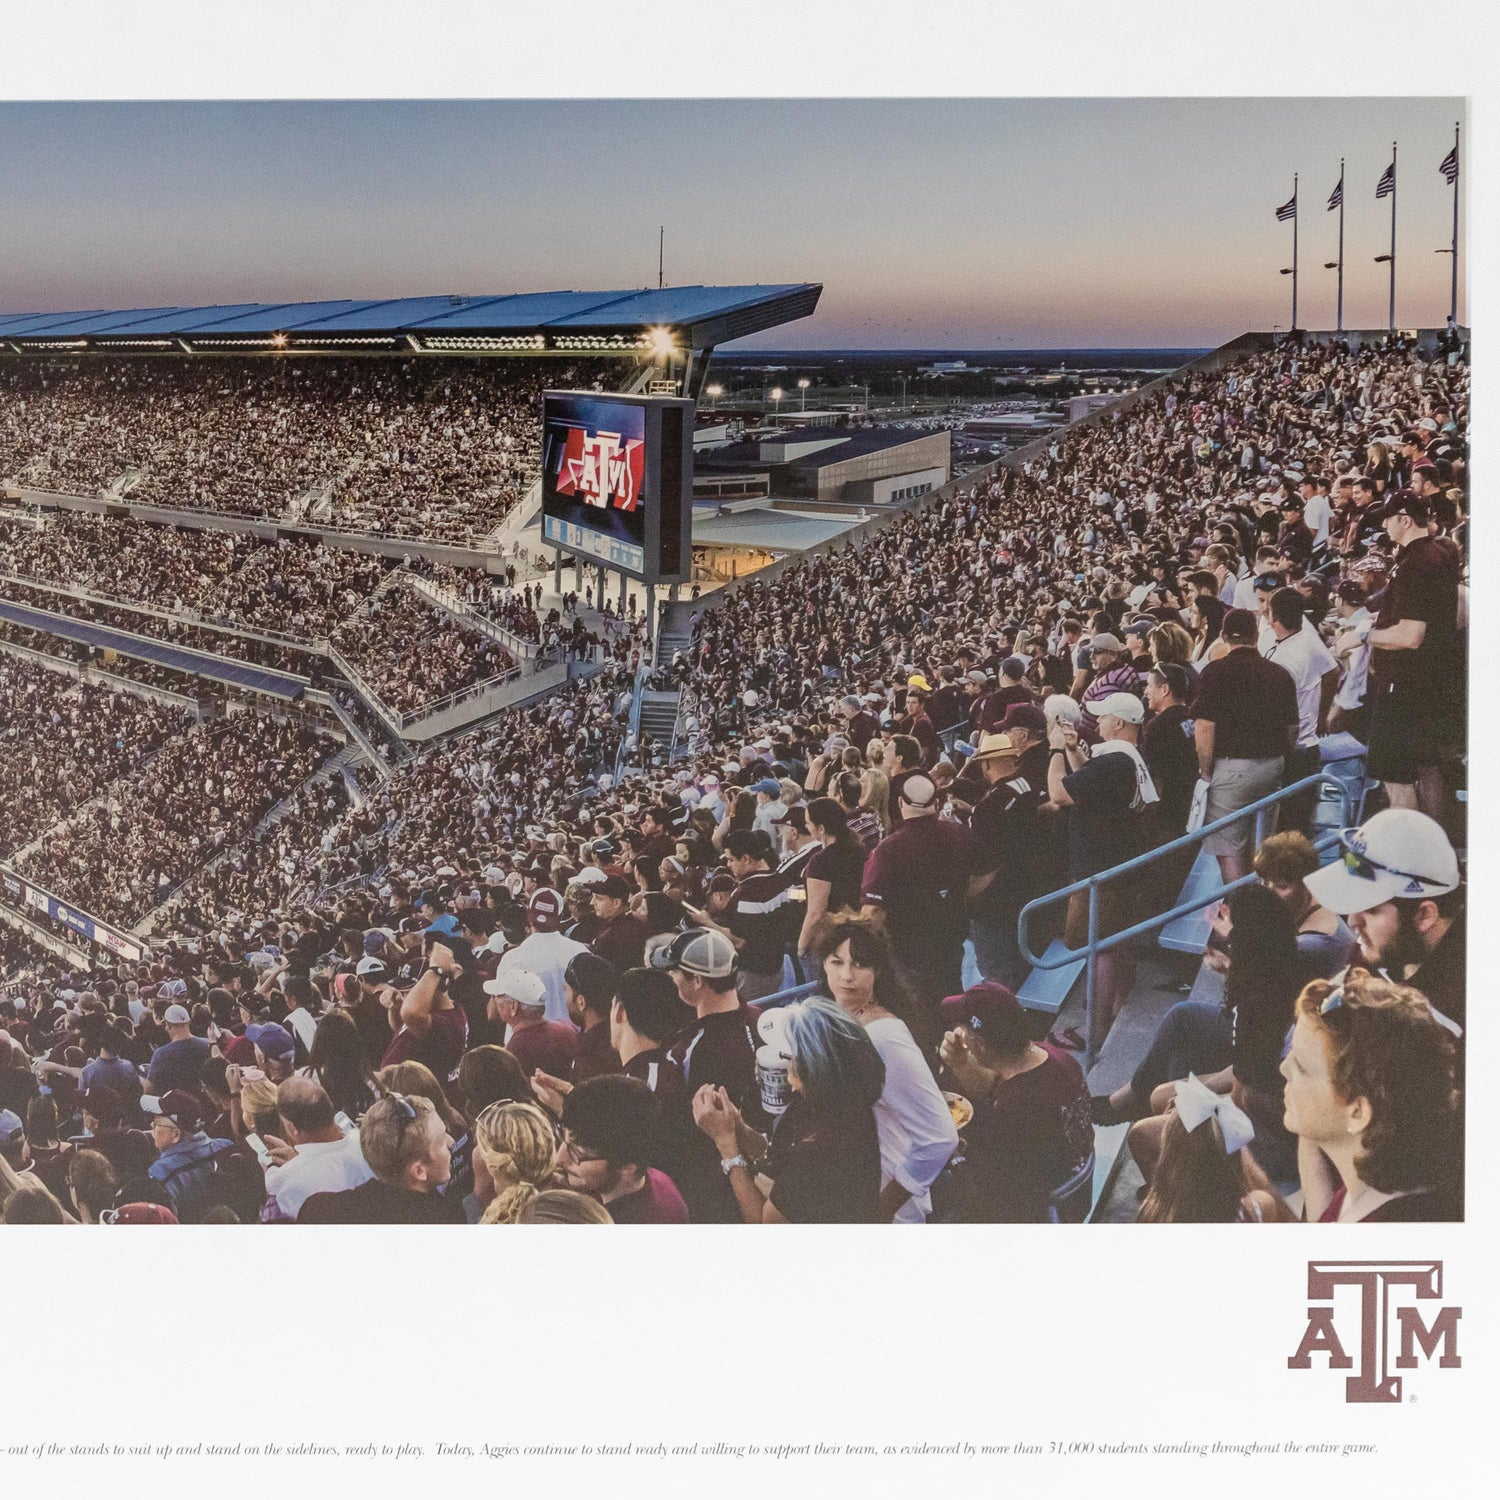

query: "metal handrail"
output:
1017 761 1363 1068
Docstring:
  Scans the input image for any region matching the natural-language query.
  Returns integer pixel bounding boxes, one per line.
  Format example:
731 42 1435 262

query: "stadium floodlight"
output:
797 377 810 411
648 326 676 358
271 332 288 347
770 387 784 414
705 383 723 410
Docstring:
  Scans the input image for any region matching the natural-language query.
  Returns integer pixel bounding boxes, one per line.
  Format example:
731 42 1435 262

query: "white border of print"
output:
0 4 1492 1497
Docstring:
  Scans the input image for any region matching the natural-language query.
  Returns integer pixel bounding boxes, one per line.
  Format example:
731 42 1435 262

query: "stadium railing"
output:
1017 762 1365 1069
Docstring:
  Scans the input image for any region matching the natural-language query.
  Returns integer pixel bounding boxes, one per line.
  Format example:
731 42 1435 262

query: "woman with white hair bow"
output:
1136 1075 1291 1224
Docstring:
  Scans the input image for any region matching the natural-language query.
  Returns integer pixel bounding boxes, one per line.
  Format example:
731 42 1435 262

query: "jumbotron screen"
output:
540 390 692 584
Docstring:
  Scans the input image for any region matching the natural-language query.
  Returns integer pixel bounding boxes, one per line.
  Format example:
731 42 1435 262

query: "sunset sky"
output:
0 97 1466 348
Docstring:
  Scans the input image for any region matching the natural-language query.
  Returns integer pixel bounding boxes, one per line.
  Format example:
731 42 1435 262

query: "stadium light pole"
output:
797 377 810 412
770 386 783 417
706 383 723 411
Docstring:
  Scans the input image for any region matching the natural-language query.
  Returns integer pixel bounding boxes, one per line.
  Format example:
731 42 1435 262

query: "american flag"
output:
1439 143 1459 184
1275 192 1297 222
1327 177 1343 211
1375 161 1396 199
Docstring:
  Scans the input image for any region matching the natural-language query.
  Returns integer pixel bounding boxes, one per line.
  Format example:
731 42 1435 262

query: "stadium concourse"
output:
0 324 1468 1228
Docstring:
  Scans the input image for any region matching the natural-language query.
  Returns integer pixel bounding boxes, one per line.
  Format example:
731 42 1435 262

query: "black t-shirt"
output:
1190 647 1298 760
1371 535 1459 692
1140 704 1198 833
1226 976 1297 1098
1061 752 1142 881
806 841 866 916
298 1178 467 1224
767 1095 883 1223
970 768 1050 915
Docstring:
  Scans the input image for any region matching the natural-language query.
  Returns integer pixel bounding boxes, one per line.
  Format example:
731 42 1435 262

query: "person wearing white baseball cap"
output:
1303 810 1466 1038
483 968 578 1080
493 889 589 1024
145 1004 211 1097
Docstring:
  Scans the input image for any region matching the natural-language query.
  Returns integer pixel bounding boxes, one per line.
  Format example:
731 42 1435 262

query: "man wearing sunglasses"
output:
1303 809 1465 1042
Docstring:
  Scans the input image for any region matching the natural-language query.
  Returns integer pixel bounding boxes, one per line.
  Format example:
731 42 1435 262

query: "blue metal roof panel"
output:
23 307 190 337
407 291 640 329
87 303 269 335
289 296 476 332
546 285 809 327
0 309 110 336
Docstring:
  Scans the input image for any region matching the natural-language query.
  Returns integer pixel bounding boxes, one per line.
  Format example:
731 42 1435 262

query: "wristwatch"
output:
720 1153 752 1176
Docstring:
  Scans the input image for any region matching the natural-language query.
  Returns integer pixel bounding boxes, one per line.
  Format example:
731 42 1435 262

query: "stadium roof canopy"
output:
0 285 821 357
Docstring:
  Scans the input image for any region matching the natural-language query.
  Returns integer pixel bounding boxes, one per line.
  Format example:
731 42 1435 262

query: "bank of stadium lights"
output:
421 335 546 352
798 376 810 411
648 325 677 358
271 333 288 348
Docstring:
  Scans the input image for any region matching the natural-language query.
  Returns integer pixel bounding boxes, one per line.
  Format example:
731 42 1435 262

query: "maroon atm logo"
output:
555 427 644 512
1289 1261 1461 1403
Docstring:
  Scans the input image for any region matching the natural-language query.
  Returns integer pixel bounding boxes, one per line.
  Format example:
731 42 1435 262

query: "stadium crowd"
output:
0 354 626 545
330 583 518 717
0 656 191 856
0 332 1468 1225
11 716 333 925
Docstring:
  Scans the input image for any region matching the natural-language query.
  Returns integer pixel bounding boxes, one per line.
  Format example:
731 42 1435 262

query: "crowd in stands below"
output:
12 716 333 925
0 354 627 545
0 655 190 856
330 583 518 718
0 331 1468 1225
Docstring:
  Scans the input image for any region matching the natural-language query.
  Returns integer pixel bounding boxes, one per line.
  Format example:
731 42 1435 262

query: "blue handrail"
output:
1016 761 1363 1068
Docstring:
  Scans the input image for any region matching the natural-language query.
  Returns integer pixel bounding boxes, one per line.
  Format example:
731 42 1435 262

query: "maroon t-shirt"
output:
960 1042 1093 1222
606 1168 690 1224
572 1020 623 1084
591 914 651 971
505 1019 579 1080
380 1002 469 1080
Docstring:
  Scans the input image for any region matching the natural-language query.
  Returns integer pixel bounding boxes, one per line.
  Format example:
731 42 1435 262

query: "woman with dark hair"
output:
1188 593 1229 665
713 790 758 852
454 1045 535 1123
303 1009 381 1123
1284 971 1459 1221
796 797 868 955
692 995 885 1223
812 913 956 1222
1125 883 1305 1184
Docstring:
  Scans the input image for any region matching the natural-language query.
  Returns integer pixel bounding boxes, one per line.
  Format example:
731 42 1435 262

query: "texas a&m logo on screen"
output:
1289 1261 1461 1403
553 426 644 512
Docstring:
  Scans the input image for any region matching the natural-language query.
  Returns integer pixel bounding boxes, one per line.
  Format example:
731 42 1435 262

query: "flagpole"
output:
1388 141 1397 331
1291 173 1299 329
1450 122 1460 326
1336 157 1345 333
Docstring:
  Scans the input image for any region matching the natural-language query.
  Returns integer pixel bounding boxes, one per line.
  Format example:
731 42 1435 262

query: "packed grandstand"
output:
0 324 1468 1227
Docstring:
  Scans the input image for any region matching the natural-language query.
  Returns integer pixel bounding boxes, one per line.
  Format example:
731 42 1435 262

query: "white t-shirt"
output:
1264 625 1339 747
1304 492 1333 548
265 1130 374 1219
500 930 590 1023
864 1015 960 1224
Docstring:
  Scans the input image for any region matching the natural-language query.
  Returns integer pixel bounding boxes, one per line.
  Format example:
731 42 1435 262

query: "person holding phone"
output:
379 936 470 1081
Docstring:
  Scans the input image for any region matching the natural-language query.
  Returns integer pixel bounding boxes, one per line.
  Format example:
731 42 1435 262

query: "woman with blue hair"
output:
692 995 885 1223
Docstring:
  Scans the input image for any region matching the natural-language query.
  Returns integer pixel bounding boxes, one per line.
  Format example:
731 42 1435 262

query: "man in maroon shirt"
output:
589 876 650 970
559 1075 689 1224
839 694 881 754
564 951 622 1083
897 688 943 768
483 968 578 1079
862 773 977 1009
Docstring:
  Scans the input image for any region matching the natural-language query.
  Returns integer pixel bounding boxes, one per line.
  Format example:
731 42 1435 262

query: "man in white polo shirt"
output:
263 1077 373 1221
1262 587 1339 827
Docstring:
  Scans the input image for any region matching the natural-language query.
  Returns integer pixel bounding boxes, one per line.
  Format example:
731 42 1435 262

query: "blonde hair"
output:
860 767 891 833
475 1101 558 1224
519 1189 613 1225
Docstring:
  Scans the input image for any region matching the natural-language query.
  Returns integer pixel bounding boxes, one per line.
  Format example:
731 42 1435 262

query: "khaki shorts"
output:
1064 884 1132 950
1201 756 1283 858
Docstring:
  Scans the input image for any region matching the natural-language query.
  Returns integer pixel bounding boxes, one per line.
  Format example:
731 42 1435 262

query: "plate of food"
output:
943 1091 974 1132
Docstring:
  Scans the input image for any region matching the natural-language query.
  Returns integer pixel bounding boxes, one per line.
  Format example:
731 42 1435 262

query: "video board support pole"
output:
647 583 656 652
554 548 562 594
